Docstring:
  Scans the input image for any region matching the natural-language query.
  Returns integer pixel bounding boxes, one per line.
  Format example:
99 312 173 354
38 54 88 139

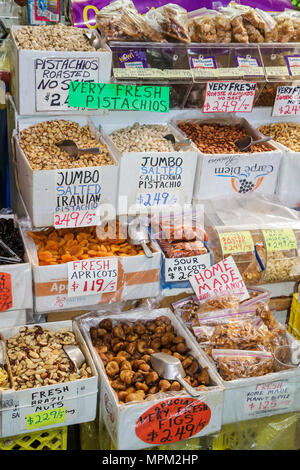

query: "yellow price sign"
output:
26 407 66 430
219 231 254 255
262 229 297 252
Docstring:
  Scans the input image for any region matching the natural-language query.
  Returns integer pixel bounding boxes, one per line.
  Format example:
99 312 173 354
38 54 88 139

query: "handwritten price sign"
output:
0 273 12 312
272 85 300 117
220 231 254 255
245 380 294 418
26 407 66 430
203 81 256 113
67 258 118 297
136 192 178 207
54 210 100 229
262 229 297 252
136 398 211 445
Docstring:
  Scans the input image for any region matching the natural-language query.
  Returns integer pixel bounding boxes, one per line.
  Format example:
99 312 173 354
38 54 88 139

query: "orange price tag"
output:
136 397 211 445
0 273 12 312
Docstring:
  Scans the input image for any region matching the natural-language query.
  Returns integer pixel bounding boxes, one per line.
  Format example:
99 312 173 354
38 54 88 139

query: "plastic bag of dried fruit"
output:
284 9 300 42
211 349 274 381
188 8 231 43
96 0 163 42
145 3 190 44
204 194 300 284
255 9 278 42
274 11 295 42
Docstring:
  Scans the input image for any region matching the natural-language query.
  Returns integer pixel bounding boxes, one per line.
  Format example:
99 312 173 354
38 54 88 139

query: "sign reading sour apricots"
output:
68 82 170 112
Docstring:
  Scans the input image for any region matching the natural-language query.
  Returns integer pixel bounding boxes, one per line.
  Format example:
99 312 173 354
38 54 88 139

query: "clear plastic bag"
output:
211 349 274 381
96 0 163 42
145 3 190 44
192 309 276 352
205 195 300 284
274 12 295 43
187 9 218 43
173 294 240 326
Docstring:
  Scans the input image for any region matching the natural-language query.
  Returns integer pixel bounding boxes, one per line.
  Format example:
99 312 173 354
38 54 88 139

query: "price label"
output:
203 81 256 113
136 398 211 445
0 272 12 312
219 231 254 255
136 192 179 208
68 258 118 297
272 85 300 117
54 210 100 229
285 55 300 77
26 407 66 430
244 380 295 418
262 229 297 252
165 253 211 282
35 57 99 112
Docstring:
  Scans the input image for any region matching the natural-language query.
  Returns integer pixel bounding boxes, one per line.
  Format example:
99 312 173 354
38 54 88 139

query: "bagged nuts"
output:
19 120 114 171
6 325 92 390
211 349 274 381
90 315 211 403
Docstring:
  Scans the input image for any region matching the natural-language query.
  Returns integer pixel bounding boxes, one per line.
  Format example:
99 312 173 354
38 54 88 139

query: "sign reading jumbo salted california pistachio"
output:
68 81 169 112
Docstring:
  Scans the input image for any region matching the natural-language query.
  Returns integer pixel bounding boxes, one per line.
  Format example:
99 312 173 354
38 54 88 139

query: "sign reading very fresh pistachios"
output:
68 82 169 112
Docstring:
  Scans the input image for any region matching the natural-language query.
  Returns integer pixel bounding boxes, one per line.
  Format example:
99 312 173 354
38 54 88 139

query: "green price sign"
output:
26 407 66 430
68 82 169 112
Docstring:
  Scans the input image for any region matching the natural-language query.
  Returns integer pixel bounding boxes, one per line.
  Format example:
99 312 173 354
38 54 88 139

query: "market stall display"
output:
2 0 300 453
0 321 98 437
14 116 119 227
77 308 224 449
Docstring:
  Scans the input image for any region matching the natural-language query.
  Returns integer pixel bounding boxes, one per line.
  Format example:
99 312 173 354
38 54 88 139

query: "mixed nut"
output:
258 122 300 153
13 24 102 52
90 315 211 403
19 120 114 170
6 326 92 390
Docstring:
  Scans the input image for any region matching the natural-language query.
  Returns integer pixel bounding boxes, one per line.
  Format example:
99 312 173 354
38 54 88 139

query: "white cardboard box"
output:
0 320 98 437
171 115 283 201
77 308 224 450
0 215 32 312
176 308 300 425
10 25 112 115
22 228 161 314
13 115 119 228
100 125 199 215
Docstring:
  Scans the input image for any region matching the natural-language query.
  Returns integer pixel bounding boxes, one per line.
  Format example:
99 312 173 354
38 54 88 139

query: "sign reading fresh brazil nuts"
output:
68 82 169 112
35 57 100 111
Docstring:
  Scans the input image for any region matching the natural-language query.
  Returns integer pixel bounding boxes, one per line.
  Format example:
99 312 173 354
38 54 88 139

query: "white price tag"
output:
203 81 256 113
189 256 249 302
165 253 211 282
54 168 102 228
272 85 300 117
68 258 118 297
244 380 295 417
54 209 100 229
35 57 99 111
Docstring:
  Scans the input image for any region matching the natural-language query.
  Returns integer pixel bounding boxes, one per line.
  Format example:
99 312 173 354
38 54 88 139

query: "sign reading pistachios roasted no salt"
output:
68 81 169 112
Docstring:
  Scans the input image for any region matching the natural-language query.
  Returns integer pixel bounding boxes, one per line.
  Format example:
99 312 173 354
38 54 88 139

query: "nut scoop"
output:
150 352 206 397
